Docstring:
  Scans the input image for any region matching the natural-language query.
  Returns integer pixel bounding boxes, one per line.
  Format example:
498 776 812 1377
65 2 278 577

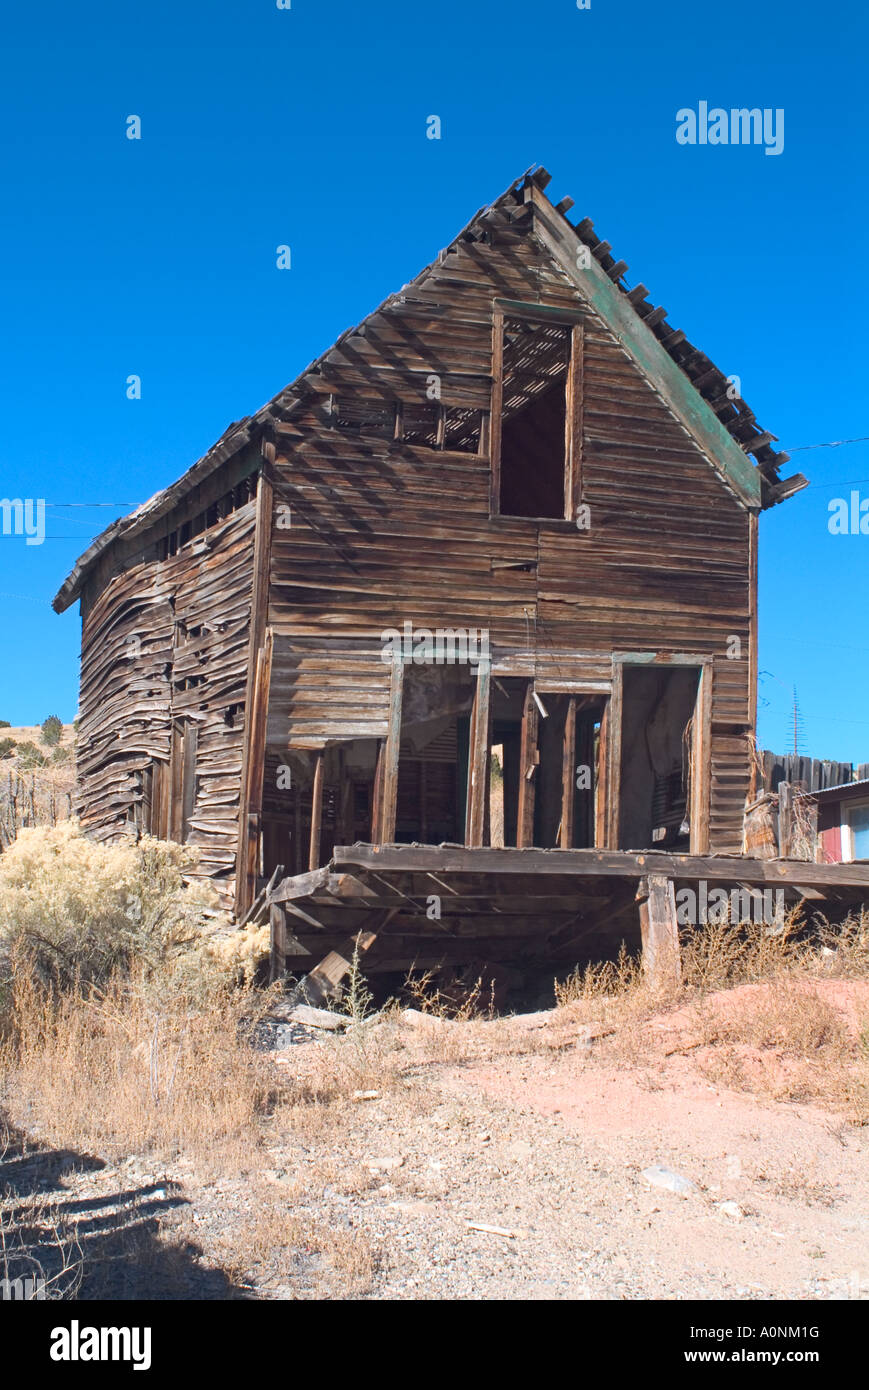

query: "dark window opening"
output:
334 397 395 438
331 396 482 454
156 474 258 561
499 319 571 519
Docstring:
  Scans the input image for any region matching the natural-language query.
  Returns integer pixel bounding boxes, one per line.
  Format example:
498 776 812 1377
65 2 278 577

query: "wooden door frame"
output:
607 653 713 854
372 653 405 844
511 676 610 849
465 659 491 846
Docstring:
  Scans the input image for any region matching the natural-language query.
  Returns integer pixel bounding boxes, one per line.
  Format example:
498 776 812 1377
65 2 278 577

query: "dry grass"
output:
704 980 850 1057
691 980 869 1121
2 887 868 1297
404 966 498 1020
550 911 869 1120
0 967 283 1167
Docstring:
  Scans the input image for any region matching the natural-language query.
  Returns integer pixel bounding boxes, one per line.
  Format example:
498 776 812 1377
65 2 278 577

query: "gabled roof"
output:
53 167 806 613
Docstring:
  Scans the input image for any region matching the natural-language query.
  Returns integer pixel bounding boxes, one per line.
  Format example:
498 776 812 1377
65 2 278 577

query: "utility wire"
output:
785 435 869 453
805 477 869 490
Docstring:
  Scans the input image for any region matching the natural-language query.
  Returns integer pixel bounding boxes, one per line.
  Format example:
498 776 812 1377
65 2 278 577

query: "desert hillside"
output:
0 719 76 848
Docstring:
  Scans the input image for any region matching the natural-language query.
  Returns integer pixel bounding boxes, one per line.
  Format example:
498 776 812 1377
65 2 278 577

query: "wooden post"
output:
636 874 681 992
308 749 324 871
239 630 273 909
234 464 274 918
560 696 577 849
595 700 608 849
465 659 491 846
778 780 793 858
371 739 385 842
689 662 713 855
747 512 759 800
605 662 623 849
269 900 287 983
141 764 153 836
517 680 539 848
565 323 584 521
376 655 404 843
181 722 199 843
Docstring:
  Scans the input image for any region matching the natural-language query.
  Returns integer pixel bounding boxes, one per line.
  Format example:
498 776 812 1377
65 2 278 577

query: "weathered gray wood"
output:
328 842 869 888
636 874 681 991
466 660 491 847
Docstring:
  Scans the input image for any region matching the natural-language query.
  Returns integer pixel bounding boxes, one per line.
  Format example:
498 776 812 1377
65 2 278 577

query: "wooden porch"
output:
267 843 869 998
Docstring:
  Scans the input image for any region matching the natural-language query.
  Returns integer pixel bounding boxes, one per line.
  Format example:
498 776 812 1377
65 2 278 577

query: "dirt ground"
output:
4 979 867 1301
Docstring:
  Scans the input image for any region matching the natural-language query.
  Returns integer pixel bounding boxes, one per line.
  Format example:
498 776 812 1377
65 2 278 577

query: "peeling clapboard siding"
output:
76 498 258 906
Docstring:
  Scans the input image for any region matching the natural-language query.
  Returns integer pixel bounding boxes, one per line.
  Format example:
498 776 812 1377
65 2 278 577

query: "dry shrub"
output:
681 908 869 996
0 821 233 994
550 911 869 1103
552 947 662 1067
695 981 869 1121
404 967 497 1021
0 965 282 1165
680 910 807 995
708 980 850 1057
554 943 643 1009
815 910 869 978
0 1191 84 1300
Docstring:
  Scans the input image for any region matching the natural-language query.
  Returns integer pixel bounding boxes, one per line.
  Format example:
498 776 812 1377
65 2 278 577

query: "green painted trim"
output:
495 298 586 323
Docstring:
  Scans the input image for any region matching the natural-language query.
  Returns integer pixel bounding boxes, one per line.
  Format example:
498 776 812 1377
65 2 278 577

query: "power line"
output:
785 435 869 453
805 477 869 490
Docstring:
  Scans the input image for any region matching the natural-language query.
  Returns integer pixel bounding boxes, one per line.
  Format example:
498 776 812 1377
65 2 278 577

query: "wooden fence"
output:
0 767 75 850
760 752 869 795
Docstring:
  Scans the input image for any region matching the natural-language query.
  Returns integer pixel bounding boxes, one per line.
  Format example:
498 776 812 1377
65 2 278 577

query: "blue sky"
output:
1 0 866 759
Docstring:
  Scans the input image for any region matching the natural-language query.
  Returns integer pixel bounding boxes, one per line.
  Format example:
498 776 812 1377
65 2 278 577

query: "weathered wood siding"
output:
75 495 258 903
267 201 753 851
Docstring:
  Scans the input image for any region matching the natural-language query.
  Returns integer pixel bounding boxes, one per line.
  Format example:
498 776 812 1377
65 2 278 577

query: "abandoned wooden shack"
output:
56 166 868 996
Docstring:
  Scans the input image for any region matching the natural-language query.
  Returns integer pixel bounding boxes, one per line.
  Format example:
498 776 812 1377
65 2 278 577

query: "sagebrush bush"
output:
0 820 230 993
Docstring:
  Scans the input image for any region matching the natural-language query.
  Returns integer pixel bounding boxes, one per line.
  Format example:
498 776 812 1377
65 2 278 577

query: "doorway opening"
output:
617 665 700 851
395 666 477 844
260 739 380 878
